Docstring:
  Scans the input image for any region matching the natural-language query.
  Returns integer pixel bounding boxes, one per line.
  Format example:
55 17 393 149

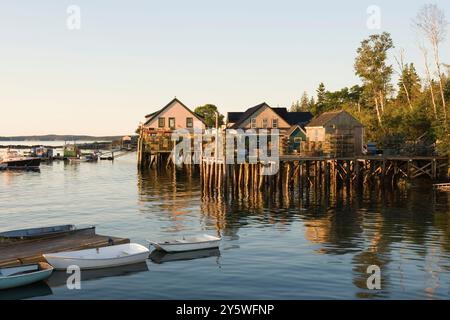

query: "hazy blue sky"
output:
1 0 449 135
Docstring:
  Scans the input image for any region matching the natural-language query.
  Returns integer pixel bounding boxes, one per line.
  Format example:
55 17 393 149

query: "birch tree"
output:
354 32 394 127
413 4 448 122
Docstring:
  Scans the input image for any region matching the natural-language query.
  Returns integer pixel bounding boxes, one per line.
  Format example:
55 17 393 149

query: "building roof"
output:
283 111 314 126
230 102 268 128
306 110 362 127
229 103 313 129
286 124 306 137
227 112 244 123
144 98 206 126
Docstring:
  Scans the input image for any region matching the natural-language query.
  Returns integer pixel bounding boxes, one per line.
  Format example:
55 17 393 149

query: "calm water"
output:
0 153 449 300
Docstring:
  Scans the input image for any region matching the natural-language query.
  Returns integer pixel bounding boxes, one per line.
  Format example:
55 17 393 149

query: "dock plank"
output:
0 233 129 268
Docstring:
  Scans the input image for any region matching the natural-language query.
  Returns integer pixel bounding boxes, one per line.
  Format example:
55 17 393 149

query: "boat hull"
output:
150 240 220 253
43 244 150 270
44 253 149 270
0 264 53 290
0 225 95 242
1 158 41 170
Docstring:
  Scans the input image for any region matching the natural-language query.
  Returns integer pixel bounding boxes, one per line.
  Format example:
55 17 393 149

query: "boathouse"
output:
226 103 312 154
143 98 206 131
137 98 206 169
305 110 364 156
286 124 307 153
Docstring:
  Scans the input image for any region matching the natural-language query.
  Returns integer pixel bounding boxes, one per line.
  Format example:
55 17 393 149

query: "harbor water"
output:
0 152 449 299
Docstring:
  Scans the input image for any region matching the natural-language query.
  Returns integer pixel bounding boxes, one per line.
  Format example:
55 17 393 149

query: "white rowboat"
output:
148 234 221 253
43 243 150 270
0 263 54 290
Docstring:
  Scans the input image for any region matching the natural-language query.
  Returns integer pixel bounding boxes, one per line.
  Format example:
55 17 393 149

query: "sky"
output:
1 0 449 136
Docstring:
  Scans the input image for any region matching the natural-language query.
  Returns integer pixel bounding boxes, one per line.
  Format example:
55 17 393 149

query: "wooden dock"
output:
197 155 449 198
433 183 450 191
136 127 449 198
0 232 129 268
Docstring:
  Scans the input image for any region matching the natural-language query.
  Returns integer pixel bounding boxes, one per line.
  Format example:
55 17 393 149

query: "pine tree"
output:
314 83 326 115
397 63 421 107
299 92 310 112
309 97 316 113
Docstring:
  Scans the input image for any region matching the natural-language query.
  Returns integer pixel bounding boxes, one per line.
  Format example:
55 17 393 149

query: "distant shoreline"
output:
0 135 130 142
0 141 121 150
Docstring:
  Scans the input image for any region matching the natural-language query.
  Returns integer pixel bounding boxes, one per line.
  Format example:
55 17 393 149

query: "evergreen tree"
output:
299 92 310 112
314 83 326 115
397 63 421 106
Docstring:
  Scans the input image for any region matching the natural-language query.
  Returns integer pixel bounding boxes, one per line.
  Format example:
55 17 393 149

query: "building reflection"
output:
137 170 450 298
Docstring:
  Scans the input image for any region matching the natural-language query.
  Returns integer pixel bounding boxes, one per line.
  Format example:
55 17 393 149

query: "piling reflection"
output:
138 169 450 298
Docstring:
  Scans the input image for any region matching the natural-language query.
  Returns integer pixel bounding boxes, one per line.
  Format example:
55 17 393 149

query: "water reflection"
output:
0 282 53 300
150 249 221 264
2 154 447 299
138 169 450 299
47 262 149 288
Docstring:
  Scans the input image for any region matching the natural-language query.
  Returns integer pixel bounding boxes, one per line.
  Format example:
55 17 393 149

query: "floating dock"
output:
0 232 129 268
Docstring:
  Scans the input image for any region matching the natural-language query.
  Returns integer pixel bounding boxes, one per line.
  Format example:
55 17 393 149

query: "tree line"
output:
290 4 450 155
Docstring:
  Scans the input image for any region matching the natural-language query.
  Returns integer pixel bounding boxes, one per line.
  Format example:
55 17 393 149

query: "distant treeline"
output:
0 135 124 142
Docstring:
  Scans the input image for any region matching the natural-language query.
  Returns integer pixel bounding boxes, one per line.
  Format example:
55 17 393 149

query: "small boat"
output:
0 263 54 290
0 149 40 170
148 234 221 253
43 243 150 270
68 152 98 163
0 224 95 241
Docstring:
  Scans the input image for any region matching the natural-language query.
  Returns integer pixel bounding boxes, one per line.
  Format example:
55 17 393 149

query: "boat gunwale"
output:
43 244 149 261
0 225 95 240
0 264 53 280
148 237 221 247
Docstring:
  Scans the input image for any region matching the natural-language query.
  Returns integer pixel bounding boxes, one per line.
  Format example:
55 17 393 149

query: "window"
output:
186 117 193 128
169 117 175 129
315 129 319 141
294 137 302 143
272 119 278 128
251 118 257 128
262 118 268 128
158 117 165 128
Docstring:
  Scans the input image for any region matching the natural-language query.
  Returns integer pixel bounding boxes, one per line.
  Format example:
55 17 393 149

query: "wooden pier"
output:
199 155 448 198
433 183 450 191
137 126 449 198
0 231 129 268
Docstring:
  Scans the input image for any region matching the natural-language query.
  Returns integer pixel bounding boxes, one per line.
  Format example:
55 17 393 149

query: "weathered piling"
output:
199 156 448 200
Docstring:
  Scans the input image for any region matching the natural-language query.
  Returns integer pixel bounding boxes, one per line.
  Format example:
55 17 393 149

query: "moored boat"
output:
0 149 40 170
0 263 54 290
43 243 150 270
148 234 221 253
0 224 95 241
68 153 98 163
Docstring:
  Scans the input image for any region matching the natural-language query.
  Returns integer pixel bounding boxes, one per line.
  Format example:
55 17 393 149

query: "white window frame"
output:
272 118 278 128
262 118 268 128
